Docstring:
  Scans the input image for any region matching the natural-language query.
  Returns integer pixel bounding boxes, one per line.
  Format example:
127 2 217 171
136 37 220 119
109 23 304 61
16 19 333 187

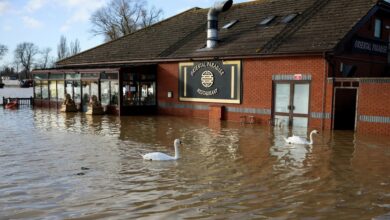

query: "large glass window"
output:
41 81 49 99
91 81 99 98
57 81 65 101
34 80 42 99
66 81 73 99
111 81 119 105
82 81 91 112
101 81 110 105
140 82 156 105
74 81 81 103
49 81 57 100
122 72 156 106
123 80 137 106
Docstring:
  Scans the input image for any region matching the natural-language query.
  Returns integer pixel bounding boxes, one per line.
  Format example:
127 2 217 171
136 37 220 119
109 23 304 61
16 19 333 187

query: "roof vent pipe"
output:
207 0 233 49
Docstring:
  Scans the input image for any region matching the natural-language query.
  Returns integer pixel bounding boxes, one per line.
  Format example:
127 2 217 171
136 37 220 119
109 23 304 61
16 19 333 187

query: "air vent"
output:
259 16 276 26
281 13 298 24
222 20 239 29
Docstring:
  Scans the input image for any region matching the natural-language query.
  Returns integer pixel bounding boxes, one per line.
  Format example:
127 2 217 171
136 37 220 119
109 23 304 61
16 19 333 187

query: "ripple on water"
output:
0 108 389 219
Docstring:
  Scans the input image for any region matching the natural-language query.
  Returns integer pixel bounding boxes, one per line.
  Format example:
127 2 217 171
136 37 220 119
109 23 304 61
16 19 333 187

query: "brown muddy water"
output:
0 107 389 220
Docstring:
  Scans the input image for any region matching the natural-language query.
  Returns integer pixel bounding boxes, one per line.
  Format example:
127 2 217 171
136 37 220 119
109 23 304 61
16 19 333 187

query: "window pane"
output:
81 73 99 79
293 84 310 114
34 81 42 99
101 72 118 80
66 81 73 99
275 84 290 113
375 19 382 38
91 81 99 97
74 81 81 103
66 73 80 80
57 81 65 101
34 73 48 80
41 81 49 99
122 81 136 106
140 82 156 105
49 74 64 80
101 81 110 105
49 81 57 100
82 81 91 112
111 81 119 105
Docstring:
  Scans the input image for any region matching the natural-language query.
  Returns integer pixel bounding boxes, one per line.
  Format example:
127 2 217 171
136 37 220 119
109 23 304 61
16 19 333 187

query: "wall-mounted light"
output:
167 91 173 98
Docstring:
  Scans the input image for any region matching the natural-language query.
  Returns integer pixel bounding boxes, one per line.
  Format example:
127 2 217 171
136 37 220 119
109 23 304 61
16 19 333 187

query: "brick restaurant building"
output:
32 0 390 135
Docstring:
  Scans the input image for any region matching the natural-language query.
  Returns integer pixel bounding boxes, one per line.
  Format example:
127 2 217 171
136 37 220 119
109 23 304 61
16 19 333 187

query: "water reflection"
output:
0 108 389 219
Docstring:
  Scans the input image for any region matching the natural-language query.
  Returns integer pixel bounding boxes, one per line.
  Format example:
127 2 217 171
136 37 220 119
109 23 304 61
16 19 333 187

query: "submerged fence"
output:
1 97 34 108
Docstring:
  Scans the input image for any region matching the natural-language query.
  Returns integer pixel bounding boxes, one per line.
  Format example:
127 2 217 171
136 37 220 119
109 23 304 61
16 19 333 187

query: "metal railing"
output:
2 97 34 108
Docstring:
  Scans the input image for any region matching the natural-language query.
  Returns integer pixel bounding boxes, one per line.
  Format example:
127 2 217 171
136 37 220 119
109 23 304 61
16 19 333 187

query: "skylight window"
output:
222 20 239 29
281 13 298 24
259 16 276 26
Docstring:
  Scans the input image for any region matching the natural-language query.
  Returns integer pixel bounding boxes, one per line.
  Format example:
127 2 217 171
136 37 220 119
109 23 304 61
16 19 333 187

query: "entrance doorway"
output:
334 88 357 130
273 82 310 128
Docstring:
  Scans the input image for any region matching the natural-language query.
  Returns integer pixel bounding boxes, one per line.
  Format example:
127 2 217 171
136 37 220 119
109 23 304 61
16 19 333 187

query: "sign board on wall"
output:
179 60 241 104
351 36 388 56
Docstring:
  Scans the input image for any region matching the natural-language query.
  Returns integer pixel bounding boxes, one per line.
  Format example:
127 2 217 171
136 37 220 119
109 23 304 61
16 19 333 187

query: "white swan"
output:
142 139 181 161
284 130 319 145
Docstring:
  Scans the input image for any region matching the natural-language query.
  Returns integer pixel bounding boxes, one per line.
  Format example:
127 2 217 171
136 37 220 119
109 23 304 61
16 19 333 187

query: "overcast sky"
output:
0 0 251 67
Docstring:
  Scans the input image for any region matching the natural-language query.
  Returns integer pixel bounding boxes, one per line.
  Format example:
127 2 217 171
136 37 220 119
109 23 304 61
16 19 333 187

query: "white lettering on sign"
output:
197 88 218 96
354 40 372 51
190 62 225 76
372 44 387 54
354 39 387 55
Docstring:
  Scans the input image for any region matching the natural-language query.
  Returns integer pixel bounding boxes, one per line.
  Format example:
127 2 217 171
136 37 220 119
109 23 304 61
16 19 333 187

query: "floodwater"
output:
0 91 390 219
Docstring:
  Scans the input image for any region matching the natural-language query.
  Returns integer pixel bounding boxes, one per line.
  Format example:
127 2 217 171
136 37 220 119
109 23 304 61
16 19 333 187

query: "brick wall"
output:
157 56 332 129
357 82 390 135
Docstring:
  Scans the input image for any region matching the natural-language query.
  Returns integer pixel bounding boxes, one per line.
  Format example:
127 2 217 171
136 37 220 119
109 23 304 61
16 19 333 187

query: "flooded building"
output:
32 0 390 135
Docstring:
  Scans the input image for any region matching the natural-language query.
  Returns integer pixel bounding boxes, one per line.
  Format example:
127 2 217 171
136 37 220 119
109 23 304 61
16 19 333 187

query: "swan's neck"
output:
174 143 180 159
308 131 315 144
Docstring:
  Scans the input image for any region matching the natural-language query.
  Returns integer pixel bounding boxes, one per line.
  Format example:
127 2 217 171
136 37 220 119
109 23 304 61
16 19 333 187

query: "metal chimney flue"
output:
207 0 233 49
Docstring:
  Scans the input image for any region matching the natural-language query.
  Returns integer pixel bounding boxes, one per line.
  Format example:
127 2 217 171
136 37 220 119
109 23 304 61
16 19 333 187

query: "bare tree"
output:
14 42 39 78
38 47 54 69
0 44 8 60
57 36 82 60
57 35 69 61
90 0 163 41
70 39 81 56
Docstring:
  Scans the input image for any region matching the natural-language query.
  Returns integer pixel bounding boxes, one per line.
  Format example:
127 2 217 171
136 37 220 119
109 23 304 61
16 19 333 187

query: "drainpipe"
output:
207 0 233 49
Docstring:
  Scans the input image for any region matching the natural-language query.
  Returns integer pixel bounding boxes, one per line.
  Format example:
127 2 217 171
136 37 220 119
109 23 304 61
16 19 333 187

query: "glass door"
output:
273 82 310 128
274 83 291 127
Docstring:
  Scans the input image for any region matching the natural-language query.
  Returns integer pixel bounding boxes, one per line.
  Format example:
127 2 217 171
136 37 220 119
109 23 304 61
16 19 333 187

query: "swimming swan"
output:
284 130 319 145
142 139 181 161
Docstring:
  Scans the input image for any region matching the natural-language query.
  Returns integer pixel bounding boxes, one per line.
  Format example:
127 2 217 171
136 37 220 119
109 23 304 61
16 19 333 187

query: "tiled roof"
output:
57 0 378 66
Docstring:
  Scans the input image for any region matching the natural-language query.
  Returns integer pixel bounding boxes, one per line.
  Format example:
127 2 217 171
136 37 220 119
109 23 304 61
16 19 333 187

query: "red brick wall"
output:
157 56 332 129
357 82 390 135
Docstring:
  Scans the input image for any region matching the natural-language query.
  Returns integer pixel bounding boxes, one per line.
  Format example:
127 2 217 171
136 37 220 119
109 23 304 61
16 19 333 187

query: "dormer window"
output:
259 16 276 26
281 13 298 24
222 20 239 29
374 18 382 38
